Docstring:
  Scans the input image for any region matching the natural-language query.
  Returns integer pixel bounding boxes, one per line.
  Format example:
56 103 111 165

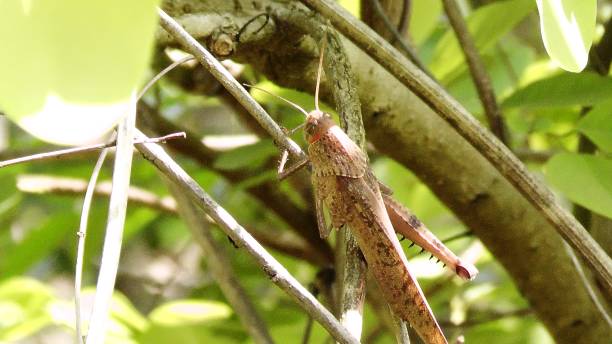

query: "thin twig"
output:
442 230 473 244
395 0 411 43
514 149 554 163
0 132 185 168
368 0 433 78
157 8 306 161
563 242 612 326
137 55 195 100
74 143 111 344
86 104 136 344
16 175 178 215
392 312 411 344
133 129 358 344
441 0 507 143
438 308 532 328
168 182 274 344
299 0 612 295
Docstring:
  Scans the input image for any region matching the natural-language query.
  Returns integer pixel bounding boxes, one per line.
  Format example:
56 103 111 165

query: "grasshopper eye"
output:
305 120 318 135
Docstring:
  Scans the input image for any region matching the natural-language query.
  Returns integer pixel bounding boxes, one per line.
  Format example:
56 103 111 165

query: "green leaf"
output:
108 291 150 334
536 0 596 72
430 0 534 81
577 103 612 152
213 139 278 171
503 72 612 108
0 0 160 145
149 300 232 326
446 37 535 114
545 154 612 219
59 289 149 341
0 278 54 341
0 213 77 278
410 0 442 45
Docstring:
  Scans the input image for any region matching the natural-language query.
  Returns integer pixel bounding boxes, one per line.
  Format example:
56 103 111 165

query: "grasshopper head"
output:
304 110 335 144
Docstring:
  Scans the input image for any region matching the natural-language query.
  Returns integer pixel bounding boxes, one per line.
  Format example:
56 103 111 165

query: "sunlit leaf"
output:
339 0 360 18
503 72 612 108
536 0 596 72
213 139 277 171
430 0 534 81
149 300 232 326
545 154 612 219
0 278 54 341
577 102 612 152
0 0 160 145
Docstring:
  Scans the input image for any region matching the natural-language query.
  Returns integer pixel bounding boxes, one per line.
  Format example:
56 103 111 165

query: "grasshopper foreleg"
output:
277 153 310 180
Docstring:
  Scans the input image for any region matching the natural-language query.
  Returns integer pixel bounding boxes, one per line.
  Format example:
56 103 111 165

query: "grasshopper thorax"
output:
304 110 335 144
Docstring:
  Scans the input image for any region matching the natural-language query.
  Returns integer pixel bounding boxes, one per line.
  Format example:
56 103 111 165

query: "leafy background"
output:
0 0 609 343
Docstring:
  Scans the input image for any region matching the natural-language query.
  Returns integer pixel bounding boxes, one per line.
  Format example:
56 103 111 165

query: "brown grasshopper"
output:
248 37 477 344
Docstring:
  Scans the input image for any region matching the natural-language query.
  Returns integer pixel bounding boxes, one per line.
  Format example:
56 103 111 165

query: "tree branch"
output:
17 174 178 214
134 129 358 344
167 182 274 344
157 8 305 161
0 133 185 169
441 0 507 143
365 0 431 78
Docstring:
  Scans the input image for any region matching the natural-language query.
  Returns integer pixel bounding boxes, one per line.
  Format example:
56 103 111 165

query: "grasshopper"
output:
248 36 477 344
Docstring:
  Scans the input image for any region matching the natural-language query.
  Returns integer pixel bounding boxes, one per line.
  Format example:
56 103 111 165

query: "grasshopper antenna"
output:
243 83 309 118
314 32 328 113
